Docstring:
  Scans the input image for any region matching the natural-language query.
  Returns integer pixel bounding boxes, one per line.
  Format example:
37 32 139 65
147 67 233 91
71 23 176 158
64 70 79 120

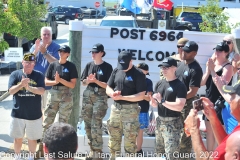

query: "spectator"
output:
225 131 240 160
184 79 240 159
149 57 187 160
136 63 153 156
8 53 45 160
171 38 189 62
43 122 78 160
106 51 146 158
175 41 203 158
201 42 233 151
80 43 113 159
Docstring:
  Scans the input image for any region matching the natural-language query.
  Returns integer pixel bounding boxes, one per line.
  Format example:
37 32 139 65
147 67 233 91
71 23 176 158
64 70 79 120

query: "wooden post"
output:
68 20 83 130
232 27 240 53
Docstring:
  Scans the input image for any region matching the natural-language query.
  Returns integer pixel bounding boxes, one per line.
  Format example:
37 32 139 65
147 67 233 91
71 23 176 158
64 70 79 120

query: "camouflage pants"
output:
81 86 108 151
107 103 140 157
179 97 197 159
155 116 183 160
43 86 73 131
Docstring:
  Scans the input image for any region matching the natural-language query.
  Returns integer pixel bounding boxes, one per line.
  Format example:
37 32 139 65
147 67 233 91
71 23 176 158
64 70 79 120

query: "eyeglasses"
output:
91 51 99 54
216 49 223 52
42 33 50 36
223 40 232 45
177 45 184 48
23 61 35 65
160 66 170 70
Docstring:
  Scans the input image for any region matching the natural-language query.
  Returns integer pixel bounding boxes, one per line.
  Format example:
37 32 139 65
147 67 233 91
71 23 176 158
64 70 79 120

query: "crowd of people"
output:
7 25 240 160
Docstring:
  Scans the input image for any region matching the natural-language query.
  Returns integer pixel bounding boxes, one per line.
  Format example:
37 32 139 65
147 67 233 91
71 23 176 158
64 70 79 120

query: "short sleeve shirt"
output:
80 61 113 88
8 70 45 120
154 78 187 117
176 60 203 91
107 66 146 104
138 78 153 113
45 61 78 86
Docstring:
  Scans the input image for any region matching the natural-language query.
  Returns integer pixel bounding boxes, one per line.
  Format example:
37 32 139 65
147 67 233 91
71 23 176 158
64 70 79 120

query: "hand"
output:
213 75 225 89
184 109 200 135
87 73 97 83
20 75 30 88
149 94 158 107
39 43 49 54
201 97 218 122
152 92 162 103
111 90 121 98
207 58 215 72
112 94 123 101
34 39 41 52
54 71 60 84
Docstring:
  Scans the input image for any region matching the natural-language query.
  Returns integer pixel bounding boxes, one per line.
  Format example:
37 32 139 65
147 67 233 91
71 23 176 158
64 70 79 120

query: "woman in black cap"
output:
80 43 113 158
43 45 78 135
201 42 233 152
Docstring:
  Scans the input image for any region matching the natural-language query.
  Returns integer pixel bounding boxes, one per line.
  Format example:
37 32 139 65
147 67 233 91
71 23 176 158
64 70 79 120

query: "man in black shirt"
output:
150 57 187 160
175 41 203 157
106 51 146 158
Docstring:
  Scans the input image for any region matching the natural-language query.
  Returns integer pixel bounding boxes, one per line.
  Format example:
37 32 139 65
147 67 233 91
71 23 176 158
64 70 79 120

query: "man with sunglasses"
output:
171 38 189 63
149 57 187 160
8 53 45 160
175 41 203 158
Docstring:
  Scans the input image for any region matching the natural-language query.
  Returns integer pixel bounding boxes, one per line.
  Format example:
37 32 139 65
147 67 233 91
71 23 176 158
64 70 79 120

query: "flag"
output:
153 0 173 11
137 0 152 12
120 0 141 14
147 108 156 136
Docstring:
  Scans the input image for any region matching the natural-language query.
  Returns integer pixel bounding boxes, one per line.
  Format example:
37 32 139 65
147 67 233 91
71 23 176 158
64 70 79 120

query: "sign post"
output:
95 1 100 24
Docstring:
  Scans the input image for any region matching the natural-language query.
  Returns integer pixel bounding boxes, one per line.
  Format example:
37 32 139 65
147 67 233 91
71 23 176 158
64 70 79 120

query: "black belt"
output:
52 86 68 90
113 102 138 110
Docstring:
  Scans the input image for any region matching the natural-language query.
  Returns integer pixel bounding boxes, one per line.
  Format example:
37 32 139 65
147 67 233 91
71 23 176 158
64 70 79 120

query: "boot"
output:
35 142 44 159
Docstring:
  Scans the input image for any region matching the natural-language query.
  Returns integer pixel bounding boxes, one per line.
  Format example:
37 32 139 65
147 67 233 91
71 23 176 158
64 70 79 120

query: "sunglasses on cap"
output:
223 40 232 45
177 45 184 48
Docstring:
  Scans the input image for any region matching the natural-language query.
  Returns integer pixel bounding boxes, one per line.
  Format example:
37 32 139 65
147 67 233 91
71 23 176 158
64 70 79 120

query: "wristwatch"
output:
160 99 165 105
43 51 48 56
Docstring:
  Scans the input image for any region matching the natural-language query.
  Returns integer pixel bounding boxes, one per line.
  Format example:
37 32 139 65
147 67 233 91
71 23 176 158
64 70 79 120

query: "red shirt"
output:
214 125 240 160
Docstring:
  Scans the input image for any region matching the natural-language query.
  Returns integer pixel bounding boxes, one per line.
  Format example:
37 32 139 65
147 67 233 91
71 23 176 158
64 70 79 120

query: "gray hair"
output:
224 34 239 54
41 26 52 35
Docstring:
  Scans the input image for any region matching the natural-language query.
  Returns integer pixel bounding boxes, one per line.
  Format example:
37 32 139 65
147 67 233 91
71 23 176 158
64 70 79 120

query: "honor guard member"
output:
136 63 153 156
80 43 113 159
106 51 146 158
175 41 203 158
150 57 187 160
8 53 45 160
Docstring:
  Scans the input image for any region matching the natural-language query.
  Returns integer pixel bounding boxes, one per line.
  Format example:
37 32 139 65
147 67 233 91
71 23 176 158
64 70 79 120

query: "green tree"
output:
7 0 47 47
198 0 232 33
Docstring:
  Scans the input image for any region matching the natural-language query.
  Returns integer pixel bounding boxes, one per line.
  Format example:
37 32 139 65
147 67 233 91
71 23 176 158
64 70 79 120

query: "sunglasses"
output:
160 66 170 70
216 49 224 52
91 51 99 54
177 45 184 48
223 40 232 45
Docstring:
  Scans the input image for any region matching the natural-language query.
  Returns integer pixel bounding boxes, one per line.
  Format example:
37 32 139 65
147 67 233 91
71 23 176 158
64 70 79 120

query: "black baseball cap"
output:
182 41 198 53
137 62 150 75
213 42 229 52
158 57 177 68
90 43 106 57
222 80 240 96
58 45 71 53
117 51 132 70
23 53 35 61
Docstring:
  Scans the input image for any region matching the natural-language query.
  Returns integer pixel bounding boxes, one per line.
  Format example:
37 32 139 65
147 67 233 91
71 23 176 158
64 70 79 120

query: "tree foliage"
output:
198 0 239 33
7 0 47 47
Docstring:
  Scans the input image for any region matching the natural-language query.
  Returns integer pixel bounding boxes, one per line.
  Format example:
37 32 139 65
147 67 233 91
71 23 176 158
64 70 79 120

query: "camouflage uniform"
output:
81 86 108 151
179 96 197 159
155 116 183 160
43 86 73 131
107 103 140 158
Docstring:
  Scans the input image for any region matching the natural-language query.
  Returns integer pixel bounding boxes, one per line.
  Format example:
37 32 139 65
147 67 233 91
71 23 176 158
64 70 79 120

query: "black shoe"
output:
136 149 143 157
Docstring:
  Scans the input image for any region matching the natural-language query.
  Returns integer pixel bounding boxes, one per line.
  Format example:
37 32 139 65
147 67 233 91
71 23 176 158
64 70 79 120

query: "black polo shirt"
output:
107 66 146 104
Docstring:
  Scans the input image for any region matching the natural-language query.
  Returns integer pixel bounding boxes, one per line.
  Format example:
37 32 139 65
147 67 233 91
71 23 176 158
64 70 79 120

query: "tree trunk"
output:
16 38 23 70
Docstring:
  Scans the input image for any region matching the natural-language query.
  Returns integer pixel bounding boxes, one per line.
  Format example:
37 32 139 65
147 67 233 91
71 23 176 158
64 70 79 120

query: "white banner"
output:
4 47 23 62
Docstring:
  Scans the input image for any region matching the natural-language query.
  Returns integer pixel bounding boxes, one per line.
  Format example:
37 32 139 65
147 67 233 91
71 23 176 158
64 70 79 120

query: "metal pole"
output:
95 8 97 24
68 20 83 130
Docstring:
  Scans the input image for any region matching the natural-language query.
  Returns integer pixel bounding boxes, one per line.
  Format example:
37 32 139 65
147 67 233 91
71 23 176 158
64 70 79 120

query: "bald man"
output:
225 131 240 160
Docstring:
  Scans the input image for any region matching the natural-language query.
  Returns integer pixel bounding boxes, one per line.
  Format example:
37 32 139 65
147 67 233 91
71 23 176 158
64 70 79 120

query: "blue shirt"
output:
30 41 60 89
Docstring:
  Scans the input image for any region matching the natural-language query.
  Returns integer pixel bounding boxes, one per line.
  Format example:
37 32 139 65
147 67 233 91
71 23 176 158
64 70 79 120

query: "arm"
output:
106 85 115 98
144 91 152 101
58 78 77 89
9 83 24 95
43 53 58 63
45 77 59 86
162 98 186 112
201 68 210 86
26 86 45 95
120 91 145 102
94 79 107 88
187 87 199 99
232 53 240 73
220 65 233 85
